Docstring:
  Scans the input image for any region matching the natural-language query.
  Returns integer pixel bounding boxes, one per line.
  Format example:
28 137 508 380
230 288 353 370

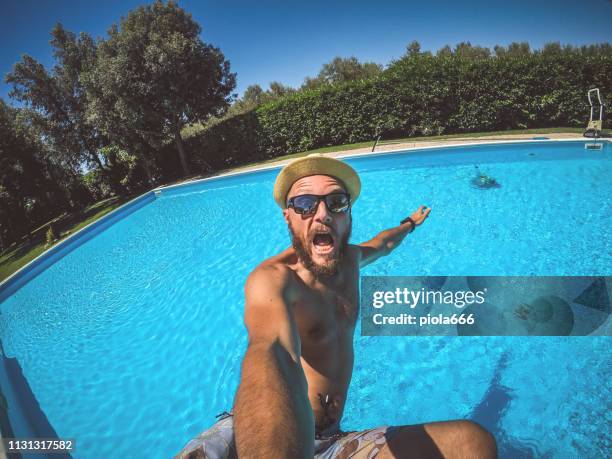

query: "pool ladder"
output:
584 88 605 150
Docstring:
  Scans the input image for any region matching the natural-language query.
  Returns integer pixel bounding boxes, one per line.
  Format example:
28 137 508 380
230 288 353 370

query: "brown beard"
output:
289 223 351 280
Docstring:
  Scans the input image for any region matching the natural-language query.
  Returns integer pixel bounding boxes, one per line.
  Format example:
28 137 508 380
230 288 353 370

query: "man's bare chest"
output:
292 284 359 344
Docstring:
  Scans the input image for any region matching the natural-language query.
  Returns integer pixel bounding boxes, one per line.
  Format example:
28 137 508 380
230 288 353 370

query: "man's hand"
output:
358 205 432 267
400 205 432 231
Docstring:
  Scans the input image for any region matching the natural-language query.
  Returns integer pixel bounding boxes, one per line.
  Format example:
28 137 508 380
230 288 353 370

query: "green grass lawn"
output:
1 127 608 283
308 127 588 153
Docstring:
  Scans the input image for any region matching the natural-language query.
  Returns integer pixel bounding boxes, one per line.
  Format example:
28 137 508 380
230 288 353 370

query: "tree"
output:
318 56 383 83
453 42 491 59
83 145 142 199
541 42 563 56
578 43 612 57
242 84 266 106
0 99 74 247
301 76 324 90
241 82 293 107
268 81 294 98
6 23 105 173
507 42 531 57
402 40 433 60
301 56 383 89
406 40 421 56
227 81 297 115
84 0 236 177
435 45 451 58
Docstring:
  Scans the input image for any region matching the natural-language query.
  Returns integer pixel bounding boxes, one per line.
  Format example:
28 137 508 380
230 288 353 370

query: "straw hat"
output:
273 154 361 208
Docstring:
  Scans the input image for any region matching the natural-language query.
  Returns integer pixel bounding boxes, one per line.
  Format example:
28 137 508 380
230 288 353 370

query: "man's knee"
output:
424 420 496 459
452 420 497 458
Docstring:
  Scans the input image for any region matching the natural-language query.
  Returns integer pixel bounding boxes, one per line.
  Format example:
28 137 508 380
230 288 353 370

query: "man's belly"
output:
302 358 352 432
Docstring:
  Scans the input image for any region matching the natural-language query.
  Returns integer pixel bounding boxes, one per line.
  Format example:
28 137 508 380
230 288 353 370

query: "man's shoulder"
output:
250 259 292 279
246 257 295 293
249 247 297 277
244 261 298 312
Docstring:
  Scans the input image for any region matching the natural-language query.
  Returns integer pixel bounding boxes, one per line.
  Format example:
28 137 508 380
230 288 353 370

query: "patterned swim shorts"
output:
174 412 396 459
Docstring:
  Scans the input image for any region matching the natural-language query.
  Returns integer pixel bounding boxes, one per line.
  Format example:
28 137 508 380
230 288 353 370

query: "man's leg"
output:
322 420 496 459
380 420 496 459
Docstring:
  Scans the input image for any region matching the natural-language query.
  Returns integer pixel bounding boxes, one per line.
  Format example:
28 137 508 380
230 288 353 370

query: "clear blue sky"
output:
1 0 611 103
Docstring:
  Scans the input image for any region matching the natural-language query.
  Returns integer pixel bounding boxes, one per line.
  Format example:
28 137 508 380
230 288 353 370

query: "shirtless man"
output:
176 154 496 459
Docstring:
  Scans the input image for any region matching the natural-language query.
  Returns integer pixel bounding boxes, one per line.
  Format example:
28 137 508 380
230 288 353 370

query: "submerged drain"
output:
471 165 501 189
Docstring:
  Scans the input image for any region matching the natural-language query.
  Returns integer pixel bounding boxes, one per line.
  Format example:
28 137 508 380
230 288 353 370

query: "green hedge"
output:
185 52 612 171
181 110 264 172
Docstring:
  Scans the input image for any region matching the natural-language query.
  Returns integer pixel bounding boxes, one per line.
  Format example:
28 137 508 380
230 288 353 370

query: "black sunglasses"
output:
287 192 351 215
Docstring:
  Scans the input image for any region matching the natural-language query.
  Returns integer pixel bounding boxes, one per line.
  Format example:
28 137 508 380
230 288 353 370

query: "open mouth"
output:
312 231 335 255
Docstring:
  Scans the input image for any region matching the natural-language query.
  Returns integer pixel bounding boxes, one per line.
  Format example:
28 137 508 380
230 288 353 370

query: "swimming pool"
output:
0 140 610 458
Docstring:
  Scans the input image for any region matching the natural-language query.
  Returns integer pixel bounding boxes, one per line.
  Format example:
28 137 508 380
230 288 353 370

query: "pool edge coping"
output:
154 137 607 193
0 137 608 299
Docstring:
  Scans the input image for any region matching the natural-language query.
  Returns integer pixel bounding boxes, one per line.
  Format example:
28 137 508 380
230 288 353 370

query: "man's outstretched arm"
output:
233 265 314 458
357 205 431 267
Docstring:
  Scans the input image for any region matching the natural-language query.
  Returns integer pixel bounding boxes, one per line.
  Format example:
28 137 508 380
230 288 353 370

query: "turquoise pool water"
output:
0 141 610 458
